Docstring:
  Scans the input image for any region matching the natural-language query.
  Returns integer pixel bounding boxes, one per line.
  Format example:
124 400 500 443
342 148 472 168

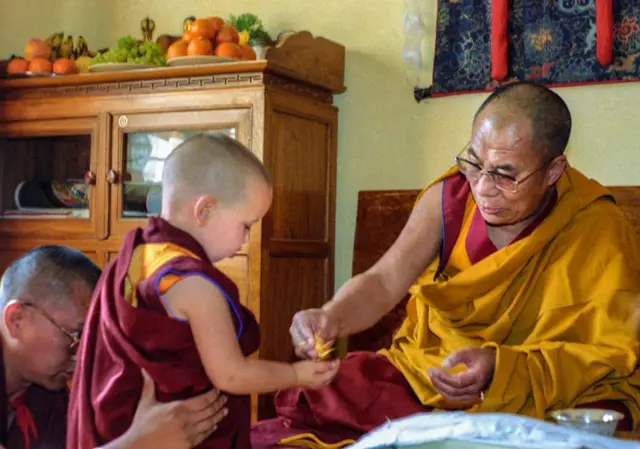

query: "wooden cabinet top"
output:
0 31 346 102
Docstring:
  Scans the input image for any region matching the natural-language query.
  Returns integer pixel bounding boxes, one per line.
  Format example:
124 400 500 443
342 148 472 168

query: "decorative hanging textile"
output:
428 0 640 97
491 0 509 81
596 0 614 66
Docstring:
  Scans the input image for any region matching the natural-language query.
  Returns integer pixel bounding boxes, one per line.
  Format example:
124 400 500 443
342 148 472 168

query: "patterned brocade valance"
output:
409 1 640 98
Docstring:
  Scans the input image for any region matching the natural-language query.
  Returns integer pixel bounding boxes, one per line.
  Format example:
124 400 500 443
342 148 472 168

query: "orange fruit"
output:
24 39 51 61
214 42 240 59
182 30 195 43
205 16 225 33
167 40 188 59
216 25 239 45
190 18 216 40
6 58 30 74
188 38 214 56
238 45 257 61
28 58 53 73
52 58 78 75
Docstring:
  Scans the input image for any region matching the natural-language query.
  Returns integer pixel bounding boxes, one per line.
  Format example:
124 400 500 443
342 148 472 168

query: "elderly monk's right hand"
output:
290 308 340 359
118 369 228 449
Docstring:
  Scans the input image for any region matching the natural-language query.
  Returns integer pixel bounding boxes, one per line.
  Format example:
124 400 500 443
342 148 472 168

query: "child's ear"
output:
193 195 217 226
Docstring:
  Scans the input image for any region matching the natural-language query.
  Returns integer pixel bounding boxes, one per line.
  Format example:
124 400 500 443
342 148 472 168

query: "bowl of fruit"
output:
89 36 166 72
165 15 261 66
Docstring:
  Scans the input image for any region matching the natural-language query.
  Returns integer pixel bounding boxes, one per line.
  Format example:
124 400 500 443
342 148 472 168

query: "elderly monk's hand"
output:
290 308 340 359
427 347 496 404
118 370 228 449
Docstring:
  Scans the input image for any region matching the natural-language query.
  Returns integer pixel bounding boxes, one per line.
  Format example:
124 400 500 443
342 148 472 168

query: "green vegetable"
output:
228 13 272 45
92 35 166 66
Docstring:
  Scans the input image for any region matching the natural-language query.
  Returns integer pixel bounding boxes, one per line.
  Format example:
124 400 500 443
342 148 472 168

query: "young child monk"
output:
67 133 340 449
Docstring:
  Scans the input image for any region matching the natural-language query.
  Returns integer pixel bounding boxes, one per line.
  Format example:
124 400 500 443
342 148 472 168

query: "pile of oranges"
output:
6 39 78 76
167 17 256 61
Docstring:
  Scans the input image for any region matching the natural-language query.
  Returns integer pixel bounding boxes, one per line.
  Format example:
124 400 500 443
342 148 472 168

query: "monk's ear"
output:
193 195 218 227
546 155 567 187
3 300 27 340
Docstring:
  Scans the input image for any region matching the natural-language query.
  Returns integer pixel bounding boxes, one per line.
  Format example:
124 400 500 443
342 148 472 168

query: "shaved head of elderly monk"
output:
251 81 640 447
0 246 229 449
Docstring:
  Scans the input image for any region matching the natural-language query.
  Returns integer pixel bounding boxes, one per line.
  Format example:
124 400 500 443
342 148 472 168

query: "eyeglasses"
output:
455 143 550 194
22 302 81 355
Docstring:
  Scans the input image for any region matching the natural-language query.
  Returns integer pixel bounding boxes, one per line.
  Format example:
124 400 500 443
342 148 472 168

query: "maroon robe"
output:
67 217 260 449
251 173 631 448
0 345 68 449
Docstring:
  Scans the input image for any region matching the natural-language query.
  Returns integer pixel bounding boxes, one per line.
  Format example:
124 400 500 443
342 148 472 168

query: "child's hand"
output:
292 359 340 389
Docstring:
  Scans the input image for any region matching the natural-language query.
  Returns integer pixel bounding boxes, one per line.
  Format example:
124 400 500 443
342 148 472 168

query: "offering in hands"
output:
314 333 335 360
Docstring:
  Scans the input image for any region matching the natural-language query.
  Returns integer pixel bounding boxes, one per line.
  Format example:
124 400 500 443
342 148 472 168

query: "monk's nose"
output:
475 173 499 196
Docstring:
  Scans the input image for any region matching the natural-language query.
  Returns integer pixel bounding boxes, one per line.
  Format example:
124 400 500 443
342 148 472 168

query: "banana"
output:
43 33 96 61
59 35 74 59
76 36 87 57
78 36 96 58
46 32 64 60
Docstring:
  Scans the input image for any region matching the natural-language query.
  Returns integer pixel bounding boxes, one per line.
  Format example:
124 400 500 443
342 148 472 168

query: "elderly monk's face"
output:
14 282 92 390
468 106 559 226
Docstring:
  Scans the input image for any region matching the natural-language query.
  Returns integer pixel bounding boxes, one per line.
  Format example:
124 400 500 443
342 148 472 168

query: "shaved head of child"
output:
161 133 272 262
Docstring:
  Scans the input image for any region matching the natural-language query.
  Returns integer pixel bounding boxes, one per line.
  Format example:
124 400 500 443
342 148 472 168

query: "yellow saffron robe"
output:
382 166 640 425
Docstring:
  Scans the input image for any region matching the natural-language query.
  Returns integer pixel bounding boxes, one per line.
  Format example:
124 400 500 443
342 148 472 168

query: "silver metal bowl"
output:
550 408 623 437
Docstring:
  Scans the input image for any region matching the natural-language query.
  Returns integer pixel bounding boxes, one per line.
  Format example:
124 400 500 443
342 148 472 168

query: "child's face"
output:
196 177 272 262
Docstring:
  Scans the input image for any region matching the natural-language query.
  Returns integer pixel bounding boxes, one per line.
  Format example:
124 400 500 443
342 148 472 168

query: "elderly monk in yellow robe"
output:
250 81 640 448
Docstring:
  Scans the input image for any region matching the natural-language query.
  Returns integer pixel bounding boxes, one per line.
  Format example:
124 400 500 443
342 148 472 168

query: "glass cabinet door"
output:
109 109 252 239
0 118 105 239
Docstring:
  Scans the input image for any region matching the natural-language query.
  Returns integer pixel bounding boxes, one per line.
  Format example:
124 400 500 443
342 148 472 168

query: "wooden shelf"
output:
0 31 346 96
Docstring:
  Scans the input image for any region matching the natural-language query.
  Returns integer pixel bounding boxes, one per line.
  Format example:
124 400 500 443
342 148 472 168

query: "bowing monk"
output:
0 245 229 449
68 133 340 449
251 81 640 448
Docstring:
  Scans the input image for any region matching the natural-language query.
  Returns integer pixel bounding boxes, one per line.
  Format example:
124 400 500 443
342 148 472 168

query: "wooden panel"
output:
351 190 418 277
256 92 338 419
258 256 328 418
348 190 417 353
610 186 640 244
215 255 250 309
268 111 330 241
259 257 328 361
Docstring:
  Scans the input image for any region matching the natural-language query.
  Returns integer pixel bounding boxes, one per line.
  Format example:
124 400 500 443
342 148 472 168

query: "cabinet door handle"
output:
84 170 97 186
106 169 119 185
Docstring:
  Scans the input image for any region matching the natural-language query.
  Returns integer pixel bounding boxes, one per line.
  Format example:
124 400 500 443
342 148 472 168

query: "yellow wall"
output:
1 1 638 289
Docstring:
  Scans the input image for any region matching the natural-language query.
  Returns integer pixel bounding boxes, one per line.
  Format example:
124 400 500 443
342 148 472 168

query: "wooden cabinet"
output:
0 32 345 419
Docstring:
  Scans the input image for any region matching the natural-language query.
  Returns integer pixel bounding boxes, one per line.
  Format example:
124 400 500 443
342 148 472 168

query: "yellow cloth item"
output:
381 166 640 426
277 432 355 448
315 333 336 360
123 242 200 309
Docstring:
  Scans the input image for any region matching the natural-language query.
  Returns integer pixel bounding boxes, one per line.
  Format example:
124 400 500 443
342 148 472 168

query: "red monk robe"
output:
0 343 68 449
251 168 640 448
68 217 260 449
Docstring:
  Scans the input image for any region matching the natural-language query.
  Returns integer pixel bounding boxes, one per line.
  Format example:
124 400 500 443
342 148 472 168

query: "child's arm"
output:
163 275 338 395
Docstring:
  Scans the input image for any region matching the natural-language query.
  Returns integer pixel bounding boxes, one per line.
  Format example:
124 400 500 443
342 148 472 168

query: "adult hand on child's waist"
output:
114 369 229 449
427 347 496 404
290 308 340 359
